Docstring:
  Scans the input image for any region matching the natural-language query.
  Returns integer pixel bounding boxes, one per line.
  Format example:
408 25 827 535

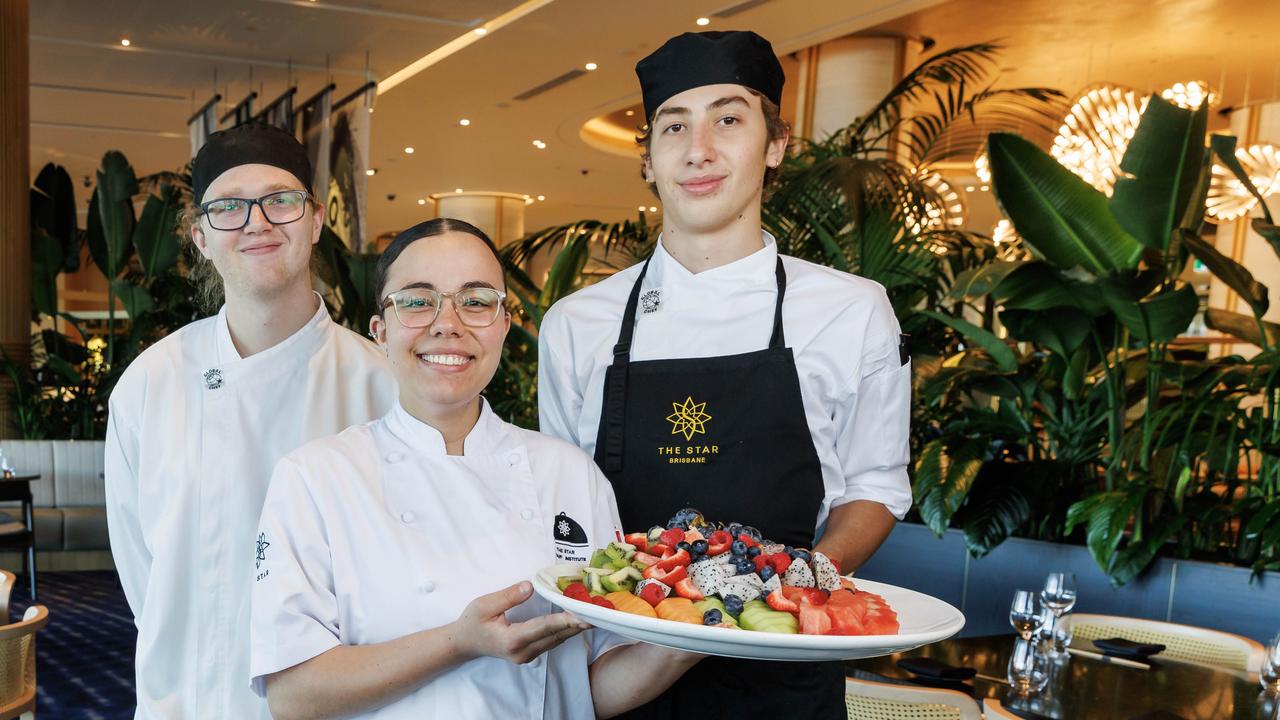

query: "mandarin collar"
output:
384 397 510 458
649 230 778 289
214 291 330 365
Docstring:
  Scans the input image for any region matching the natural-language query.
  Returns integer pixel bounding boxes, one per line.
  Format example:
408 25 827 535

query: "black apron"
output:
596 255 843 720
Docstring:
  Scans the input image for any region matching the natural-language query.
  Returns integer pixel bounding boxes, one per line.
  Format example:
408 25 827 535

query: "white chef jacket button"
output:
420 580 435 594
386 451 404 463
400 511 415 524
520 509 534 521
508 452 521 466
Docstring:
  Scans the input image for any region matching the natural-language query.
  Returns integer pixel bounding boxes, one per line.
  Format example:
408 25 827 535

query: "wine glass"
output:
1038 603 1073 655
1261 631 1280 695
1041 572 1077 618
1010 590 1043 640
1007 636 1050 694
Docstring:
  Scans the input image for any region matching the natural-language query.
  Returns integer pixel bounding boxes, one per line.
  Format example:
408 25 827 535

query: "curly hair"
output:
176 204 224 313
635 88 790 197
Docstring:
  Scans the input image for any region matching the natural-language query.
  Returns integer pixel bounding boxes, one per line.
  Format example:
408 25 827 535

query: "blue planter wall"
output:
858 522 1280 642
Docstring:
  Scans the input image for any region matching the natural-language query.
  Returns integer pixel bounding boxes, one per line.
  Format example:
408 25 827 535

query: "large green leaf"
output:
960 476 1033 558
1211 135 1273 226
1107 514 1186 587
987 132 1143 274
1109 95 1208 251
111 279 153 319
30 162 80 272
919 309 1018 372
30 227 63 318
1205 308 1280 347
1180 230 1269 317
948 260 1023 301
992 261 1106 315
914 439 986 536
1065 489 1146 575
133 183 183 278
1098 281 1198 343
94 151 139 278
1000 307 1092 360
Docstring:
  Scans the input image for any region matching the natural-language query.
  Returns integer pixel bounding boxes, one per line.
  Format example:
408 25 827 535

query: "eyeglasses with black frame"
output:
199 190 311 231
382 286 508 329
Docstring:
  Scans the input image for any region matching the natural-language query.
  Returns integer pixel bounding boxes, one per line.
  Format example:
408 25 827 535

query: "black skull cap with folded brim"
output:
635 30 784 123
191 122 314 204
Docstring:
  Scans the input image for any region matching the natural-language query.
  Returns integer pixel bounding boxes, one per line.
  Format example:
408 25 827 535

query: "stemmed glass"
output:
1041 572 1077 620
1038 602 1073 655
1010 590 1043 641
1261 631 1280 695
1007 636 1050 695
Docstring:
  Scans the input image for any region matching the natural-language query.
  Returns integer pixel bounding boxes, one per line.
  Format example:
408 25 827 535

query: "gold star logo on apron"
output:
665 396 712 441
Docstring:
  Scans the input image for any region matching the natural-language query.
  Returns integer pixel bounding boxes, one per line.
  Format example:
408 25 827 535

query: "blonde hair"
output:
177 204 225 313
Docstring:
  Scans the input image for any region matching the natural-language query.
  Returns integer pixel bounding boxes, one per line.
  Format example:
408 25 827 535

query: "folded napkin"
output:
896 657 978 681
1093 637 1166 659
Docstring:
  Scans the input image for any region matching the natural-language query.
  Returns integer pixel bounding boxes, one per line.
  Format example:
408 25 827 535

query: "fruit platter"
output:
533 510 964 661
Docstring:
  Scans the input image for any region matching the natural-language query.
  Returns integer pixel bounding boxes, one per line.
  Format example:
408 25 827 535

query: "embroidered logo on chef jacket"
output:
659 396 719 464
203 368 224 390
553 512 590 562
255 531 270 581
640 288 662 314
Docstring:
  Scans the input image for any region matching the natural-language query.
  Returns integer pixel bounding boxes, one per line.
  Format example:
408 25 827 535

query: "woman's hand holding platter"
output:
455 581 592 665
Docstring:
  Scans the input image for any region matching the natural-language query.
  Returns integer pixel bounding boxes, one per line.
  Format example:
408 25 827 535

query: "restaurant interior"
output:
1 0 1279 718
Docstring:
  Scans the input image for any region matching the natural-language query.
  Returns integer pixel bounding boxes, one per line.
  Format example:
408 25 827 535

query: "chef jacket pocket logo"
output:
255 531 271 581
203 368 224 390
640 288 662 314
553 512 589 562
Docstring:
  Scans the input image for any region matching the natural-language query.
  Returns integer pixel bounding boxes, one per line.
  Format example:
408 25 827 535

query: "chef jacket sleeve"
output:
104 394 150 620
249 457 342 696
830 290 913 520
537 306 584 446
583 461 636 663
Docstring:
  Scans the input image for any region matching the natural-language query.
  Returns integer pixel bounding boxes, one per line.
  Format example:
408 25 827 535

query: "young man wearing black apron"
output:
538 31 912 719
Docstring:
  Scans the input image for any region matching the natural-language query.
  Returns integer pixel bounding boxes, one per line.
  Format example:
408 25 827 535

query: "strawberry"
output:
563 582 591 602
652 548 692 572
706 530 733 556
753 554 770 573
642 564 688 586
799 588 829 606
659 527 686 548
674 577 705 601
648 543 672 558
633 551 661 567
590 596 615 610
766 587 800 614
768 553 792 574
737 533 759 548
638 582 667 607
624 533 649 552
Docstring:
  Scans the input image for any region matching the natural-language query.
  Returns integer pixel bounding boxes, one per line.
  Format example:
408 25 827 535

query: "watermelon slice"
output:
799 603 832 635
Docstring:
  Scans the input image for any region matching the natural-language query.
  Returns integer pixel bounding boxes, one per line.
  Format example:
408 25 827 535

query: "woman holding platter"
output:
248 218 700 719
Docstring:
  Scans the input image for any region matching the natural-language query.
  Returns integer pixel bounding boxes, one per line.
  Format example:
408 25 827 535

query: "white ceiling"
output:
29 0 1280 240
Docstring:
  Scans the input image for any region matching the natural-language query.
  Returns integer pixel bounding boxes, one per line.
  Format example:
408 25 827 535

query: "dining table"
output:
845 633 1277 720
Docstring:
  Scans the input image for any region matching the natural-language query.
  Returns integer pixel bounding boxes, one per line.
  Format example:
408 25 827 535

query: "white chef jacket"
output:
249 399 627 719
538 232 912 525
105 296 397 720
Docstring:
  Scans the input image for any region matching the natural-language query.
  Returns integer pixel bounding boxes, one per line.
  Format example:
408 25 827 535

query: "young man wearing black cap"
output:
539 31 912 717
104 122 396 719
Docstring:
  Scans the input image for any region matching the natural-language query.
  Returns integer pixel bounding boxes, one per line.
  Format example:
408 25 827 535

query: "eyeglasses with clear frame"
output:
199 190 311 231
382 286 508 329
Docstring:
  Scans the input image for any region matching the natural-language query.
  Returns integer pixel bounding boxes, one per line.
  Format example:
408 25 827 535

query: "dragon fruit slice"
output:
810 551 843 592
782 557 816 588
762 573 782 594
719 576 763 602
689 560 729 597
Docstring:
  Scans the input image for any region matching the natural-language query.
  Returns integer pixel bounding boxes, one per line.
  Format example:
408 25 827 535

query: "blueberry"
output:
723 594 744 617
742 526 763 542
727 522 744 537
677 541 692 553
747 546 761 558
734 557 755 575
702 608 723 625
731 540 748 556
692 539 709 555
666 519 690 530
759 565 776 582
794 549 812 562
